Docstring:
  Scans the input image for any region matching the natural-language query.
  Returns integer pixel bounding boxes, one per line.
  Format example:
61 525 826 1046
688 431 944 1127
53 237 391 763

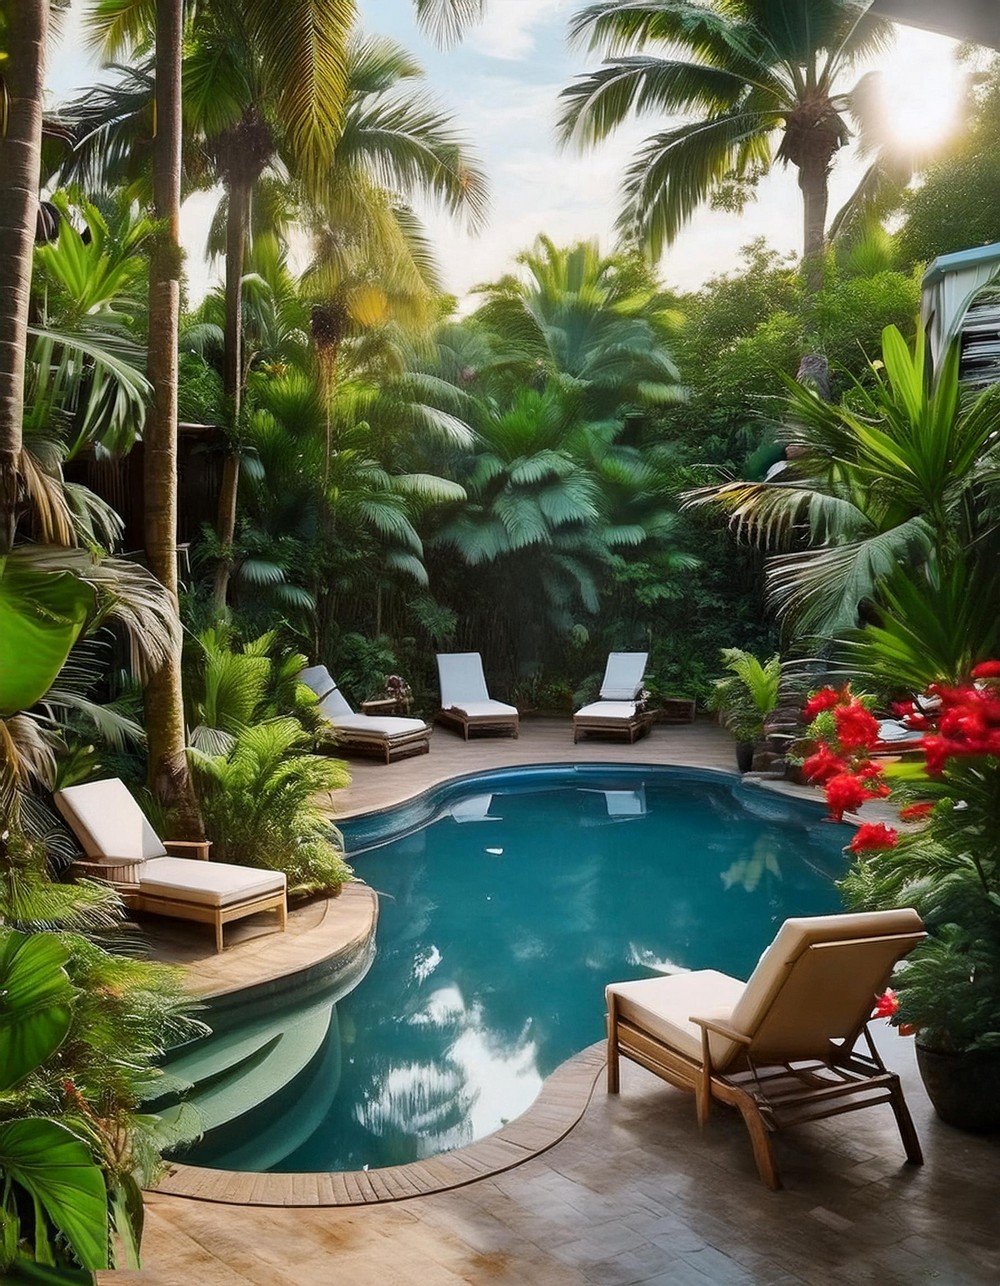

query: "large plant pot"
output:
916 1042 1000 1132
735 741 755 774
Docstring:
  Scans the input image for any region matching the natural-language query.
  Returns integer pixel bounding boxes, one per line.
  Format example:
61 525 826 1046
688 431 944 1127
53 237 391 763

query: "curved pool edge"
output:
152 1041 606 1206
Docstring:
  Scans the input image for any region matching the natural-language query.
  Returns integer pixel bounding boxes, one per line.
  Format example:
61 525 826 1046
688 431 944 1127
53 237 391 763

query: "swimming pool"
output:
173 766 849 1173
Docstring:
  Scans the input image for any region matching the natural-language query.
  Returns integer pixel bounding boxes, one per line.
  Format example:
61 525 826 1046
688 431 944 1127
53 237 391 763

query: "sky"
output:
47 2 966 306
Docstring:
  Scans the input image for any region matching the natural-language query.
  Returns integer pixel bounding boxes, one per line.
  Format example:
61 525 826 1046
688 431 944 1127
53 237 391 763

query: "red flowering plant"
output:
809 668 1000 1055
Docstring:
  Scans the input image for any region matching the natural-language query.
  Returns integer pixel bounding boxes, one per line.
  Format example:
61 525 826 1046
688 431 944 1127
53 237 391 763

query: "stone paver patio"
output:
100 719 1000 1284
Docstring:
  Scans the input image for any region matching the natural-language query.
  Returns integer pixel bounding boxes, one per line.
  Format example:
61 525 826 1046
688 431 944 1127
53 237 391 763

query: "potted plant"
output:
708 648 781 772
802 675 1000 1131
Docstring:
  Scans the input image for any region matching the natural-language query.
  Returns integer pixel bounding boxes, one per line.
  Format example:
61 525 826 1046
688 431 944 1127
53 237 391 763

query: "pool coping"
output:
154 1041 606 1206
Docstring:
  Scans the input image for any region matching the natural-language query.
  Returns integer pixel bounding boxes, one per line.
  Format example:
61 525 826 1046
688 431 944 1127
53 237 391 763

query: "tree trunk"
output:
798 152 830 299
144 0 203 837
0 0 48 554
211 176 251 614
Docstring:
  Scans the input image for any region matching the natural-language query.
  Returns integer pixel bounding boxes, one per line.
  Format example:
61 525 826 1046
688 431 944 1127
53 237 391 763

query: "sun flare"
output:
880 29 966 151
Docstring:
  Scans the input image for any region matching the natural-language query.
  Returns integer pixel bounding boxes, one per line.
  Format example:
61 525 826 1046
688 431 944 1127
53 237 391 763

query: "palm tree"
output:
558 0 894 291
471 235 684 416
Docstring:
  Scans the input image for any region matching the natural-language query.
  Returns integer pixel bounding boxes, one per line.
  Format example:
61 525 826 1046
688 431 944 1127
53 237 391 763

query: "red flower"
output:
824 772 873 822
802 744 847 784
971 661 1000 679
834 701 882 750
803 687 842 721
899 801 933 822
872 989 899 1018
849 822 899 853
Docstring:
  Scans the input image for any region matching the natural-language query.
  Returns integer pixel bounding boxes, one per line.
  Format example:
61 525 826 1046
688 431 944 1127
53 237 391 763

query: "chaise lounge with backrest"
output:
573 652 652 743
605 908 925 1188
55 778 287 953
435 652 519 739
299 665 431 764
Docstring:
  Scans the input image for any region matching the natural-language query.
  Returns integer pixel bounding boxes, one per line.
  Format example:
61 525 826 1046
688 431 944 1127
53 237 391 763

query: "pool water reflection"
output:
179 768 848 1173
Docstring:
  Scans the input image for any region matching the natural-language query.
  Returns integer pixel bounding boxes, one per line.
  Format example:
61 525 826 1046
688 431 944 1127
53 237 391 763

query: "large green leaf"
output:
0 932 75 1091
0 561 95 716
0 1119 109 1271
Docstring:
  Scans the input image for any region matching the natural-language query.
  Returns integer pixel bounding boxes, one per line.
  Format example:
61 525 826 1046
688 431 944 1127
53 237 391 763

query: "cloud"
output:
468 0 571 61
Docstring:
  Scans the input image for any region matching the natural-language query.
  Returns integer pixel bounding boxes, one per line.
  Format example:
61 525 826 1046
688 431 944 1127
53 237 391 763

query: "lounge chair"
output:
54 778 287 953
299 665 431 764
606 908 925 1189
435 653 519 739
573 652 652 743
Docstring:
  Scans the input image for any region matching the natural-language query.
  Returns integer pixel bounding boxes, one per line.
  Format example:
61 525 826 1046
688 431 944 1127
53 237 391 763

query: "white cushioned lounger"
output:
299 665 431 764
54 778 287 953
573 652 652 743
434 652 519 739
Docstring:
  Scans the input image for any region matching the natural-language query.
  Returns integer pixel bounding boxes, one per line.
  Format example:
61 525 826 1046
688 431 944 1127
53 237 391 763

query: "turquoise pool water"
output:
176 766 848 1173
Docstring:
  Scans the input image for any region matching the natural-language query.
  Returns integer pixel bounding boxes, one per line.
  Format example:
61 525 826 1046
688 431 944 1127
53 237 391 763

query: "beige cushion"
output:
608 970 747 1066
55 779 167 864
575 701 639 720
138 857 286 908
730 909 925 1039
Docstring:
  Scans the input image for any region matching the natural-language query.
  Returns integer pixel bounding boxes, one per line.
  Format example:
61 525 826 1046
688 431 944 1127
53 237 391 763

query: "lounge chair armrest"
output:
163 839 212 861
691 1015 752 1045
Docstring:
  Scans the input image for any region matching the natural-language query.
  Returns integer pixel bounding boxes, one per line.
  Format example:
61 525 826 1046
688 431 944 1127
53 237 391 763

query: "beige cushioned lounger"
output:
55 778 287 953
299 665 431 763
606 908 926 1188
435 652 519 739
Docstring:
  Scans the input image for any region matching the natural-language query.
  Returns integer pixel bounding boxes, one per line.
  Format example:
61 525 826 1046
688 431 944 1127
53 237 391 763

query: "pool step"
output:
157 994 338 1155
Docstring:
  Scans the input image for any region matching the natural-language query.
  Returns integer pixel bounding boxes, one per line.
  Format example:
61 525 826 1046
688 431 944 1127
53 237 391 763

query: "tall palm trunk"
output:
0 0 48 555
799 153 830 298
144 0 203 836
211 174 251 614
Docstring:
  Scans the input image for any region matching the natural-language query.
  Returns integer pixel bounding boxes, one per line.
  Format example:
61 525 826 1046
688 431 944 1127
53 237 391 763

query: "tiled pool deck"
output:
101 719 1000 1284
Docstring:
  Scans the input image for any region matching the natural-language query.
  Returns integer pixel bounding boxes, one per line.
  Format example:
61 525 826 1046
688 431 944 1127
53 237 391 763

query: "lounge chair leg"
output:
889 1080 923 1165
214 917 224 953
606 999 620 1094
732 1091 781 1190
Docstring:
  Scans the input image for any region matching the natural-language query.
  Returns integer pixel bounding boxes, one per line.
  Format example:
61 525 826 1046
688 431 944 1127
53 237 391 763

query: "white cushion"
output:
138 856 286 908
298 665 336 698
608 970 747 1068
600 652 647 701
877 719 923 744
329 714 429 737
437 652 490 707
448 700 518 718
575 701 638 720
318 687 355 720
55 780 167 863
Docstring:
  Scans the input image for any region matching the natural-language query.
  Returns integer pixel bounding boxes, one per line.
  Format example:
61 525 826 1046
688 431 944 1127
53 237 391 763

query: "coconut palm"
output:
559 0 894 290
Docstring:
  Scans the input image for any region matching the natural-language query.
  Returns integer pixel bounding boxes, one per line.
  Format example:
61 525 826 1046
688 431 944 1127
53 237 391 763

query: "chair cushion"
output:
329 714 429 738
730 908 926 1042
575 701 638 720
599 652 647 701
138 857 286 908
607 970 746 1066
448 700 518 718
55 780 167 863
298 665 336 698
437 653 490 707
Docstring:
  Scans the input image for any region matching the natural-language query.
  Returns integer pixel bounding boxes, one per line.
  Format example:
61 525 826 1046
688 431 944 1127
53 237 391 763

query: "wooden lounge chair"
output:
435 652 519 739
54 778 287 953
299 665 431 764
573 652 653 743
606 908 926 1189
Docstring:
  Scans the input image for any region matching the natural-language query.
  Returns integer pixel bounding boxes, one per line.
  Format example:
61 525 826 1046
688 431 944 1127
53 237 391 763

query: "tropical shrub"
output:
191 718 352 896
708 648 782 743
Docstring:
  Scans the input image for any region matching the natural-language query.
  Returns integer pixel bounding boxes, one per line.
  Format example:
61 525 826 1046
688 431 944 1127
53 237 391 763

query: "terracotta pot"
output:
915 1042 1000 1132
